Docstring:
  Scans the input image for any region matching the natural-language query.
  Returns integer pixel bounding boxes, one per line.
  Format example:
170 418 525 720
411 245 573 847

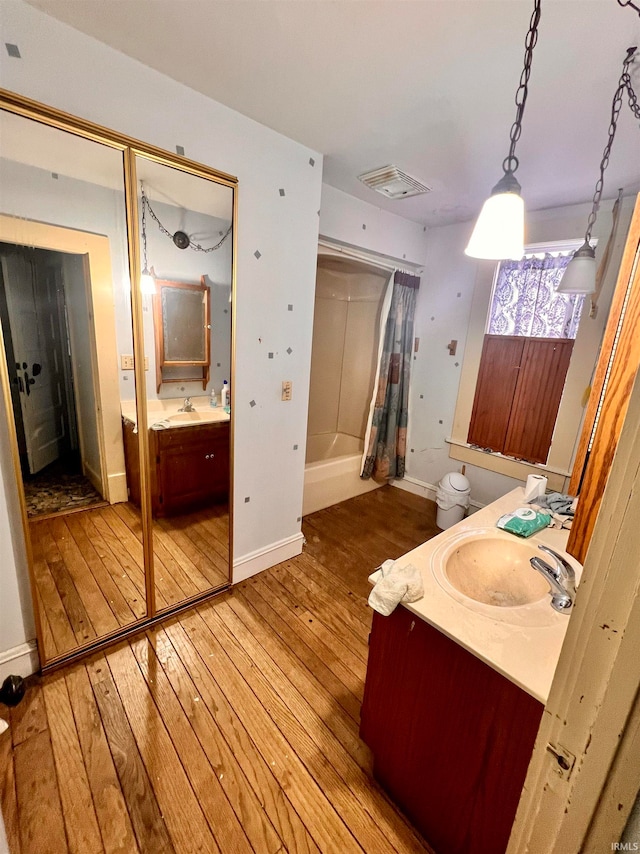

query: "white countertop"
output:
121 396 230 429
388 487 581 704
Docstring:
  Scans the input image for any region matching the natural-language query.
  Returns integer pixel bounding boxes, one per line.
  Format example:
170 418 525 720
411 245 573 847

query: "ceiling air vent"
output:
357 165 431 199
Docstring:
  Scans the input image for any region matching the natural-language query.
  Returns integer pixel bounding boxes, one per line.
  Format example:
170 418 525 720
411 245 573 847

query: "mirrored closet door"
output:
133 155 234 614
0 93 236 669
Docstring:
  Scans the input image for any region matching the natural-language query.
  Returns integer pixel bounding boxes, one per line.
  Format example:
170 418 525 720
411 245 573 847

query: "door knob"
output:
23 372 35 396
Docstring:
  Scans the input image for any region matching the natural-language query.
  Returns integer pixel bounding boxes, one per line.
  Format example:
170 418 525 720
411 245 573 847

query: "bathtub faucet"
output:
178 397 196 412
529 545 576 613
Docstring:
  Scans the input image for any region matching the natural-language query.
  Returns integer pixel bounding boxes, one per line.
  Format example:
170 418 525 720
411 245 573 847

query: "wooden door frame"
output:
566 195 640 563
0 215 126 504
508 196 640 851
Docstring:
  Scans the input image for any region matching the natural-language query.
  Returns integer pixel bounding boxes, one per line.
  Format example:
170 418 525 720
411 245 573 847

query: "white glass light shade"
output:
140 268 156 295
465 191 525 260
556 243 597 294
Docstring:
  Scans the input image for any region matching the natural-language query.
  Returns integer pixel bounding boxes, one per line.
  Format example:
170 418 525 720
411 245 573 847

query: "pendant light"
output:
140 183 156 295
465 0 541 261
557 46 639 294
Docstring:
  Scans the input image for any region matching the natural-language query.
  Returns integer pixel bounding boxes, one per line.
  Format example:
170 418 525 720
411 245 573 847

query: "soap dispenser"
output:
210 387 218 408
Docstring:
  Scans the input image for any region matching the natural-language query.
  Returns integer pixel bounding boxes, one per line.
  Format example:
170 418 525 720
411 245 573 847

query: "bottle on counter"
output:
210 388 218 408
221 380 229 408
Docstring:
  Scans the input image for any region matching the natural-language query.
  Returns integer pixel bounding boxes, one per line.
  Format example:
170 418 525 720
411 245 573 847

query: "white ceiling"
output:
25 0 640 227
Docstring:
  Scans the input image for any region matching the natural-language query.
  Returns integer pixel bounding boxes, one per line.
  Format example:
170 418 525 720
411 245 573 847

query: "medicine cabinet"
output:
154 277 211 392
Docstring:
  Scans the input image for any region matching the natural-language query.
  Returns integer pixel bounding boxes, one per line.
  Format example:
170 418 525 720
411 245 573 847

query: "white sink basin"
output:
445 537 549 607
431 528 578 627
153 409 230 428
167 411 208 423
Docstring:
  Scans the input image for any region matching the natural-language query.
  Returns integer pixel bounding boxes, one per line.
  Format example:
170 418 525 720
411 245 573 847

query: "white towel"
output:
368 559 424 616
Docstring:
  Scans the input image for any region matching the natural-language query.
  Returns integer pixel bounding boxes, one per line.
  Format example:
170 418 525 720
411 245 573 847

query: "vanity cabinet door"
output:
154 423 229 516
361 607 543 854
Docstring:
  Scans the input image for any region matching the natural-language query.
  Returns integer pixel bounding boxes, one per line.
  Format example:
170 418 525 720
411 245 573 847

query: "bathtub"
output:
302 432 381 516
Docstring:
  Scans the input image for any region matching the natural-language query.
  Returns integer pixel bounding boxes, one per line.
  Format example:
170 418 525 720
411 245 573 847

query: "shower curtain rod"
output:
317 238 423 275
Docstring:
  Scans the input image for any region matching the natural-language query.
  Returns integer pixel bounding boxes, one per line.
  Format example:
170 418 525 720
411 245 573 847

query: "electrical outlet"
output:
121 355 150 370
282 381 292 401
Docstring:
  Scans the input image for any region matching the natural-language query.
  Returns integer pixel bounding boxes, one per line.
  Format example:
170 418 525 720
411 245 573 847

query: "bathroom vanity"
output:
361 488 580 854
122 400 230 517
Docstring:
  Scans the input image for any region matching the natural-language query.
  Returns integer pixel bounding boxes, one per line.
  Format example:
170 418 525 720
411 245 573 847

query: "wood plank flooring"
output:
2 486 439 854
30 502 230 661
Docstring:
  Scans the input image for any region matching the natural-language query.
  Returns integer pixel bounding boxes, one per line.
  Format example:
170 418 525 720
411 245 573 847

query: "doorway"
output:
0 242 105 518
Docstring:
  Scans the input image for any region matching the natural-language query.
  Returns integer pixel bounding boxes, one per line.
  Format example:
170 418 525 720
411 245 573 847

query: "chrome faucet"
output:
530 545 576 613
178 397 196 412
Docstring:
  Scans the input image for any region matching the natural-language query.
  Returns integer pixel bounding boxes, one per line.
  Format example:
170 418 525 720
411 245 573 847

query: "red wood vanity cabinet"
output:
360 606 543 854
123 419 229 517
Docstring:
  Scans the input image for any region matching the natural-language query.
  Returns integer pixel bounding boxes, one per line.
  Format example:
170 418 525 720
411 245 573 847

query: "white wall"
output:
0 395 37 680
0 1 323 666
138 199 232 402
405 196 635 507
320 184 427 266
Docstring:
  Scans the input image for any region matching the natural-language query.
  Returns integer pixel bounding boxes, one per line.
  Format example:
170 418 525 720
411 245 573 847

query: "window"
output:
467 250 584 465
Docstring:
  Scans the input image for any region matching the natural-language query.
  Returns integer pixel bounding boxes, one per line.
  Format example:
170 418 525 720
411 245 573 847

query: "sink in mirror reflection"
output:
430 528 580 627
162 409 230 425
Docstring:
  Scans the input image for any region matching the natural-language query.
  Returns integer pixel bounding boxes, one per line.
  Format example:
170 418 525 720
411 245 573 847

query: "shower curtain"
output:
361 270 420 482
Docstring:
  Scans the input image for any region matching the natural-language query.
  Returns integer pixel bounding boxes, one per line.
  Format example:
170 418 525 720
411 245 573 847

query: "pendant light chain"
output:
503 0 542 176
584 47 638 244
140 184 232 253
617 0 640 18
625 61 640 119
141 183 150 270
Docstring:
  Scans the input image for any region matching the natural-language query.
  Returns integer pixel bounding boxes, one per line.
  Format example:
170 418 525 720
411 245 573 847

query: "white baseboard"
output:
107 471 128 504
391 475 485 511
232 532 304 584
391 475 438 501
0 641 39 683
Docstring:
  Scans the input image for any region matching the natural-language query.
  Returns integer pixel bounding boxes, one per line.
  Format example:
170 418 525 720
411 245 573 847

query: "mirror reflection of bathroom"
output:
0 109 145 660
304 252 391 516
129 155 234 613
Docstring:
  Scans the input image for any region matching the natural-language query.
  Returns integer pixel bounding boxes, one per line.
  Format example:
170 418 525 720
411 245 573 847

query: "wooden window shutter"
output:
468 335 574 464
467 335 525 452
503 338 574 464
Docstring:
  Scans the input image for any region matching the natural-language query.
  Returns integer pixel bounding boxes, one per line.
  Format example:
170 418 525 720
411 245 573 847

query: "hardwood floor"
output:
2 486 439 854
30 502 230 661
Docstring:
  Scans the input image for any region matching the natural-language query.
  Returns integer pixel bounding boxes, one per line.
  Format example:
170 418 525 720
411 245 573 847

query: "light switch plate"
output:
121 355 150 370
282 381 292 401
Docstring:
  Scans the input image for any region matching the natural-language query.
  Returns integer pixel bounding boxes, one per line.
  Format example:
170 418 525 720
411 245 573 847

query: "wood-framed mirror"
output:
154 278 211 392
0 89 237 670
